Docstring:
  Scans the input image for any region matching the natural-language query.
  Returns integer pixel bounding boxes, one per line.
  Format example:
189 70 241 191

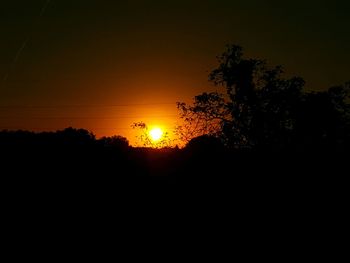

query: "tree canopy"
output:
178 45 350 151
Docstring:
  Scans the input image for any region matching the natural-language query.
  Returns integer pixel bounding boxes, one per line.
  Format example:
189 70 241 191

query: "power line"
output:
0 127 133 131
0 115 179 120
0 126 179 132
0 102 177 109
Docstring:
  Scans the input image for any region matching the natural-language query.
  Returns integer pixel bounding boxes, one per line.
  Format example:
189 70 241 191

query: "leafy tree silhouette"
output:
294 82 350 151
176 92 227 144
55 127 96 147
177 44 350 151
98 135 130 150
132 121 173 148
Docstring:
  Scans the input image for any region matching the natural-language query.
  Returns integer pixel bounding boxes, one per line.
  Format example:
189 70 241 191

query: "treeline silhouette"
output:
1 45 349 206
0 129 342 259
0 126 347 188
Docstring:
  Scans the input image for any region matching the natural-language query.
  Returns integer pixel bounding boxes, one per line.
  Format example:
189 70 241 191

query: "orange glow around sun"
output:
149 127 163 142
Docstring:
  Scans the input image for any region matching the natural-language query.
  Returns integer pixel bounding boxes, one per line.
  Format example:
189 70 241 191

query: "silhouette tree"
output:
176 92 227 144
293 82 350 151
177 44 350 151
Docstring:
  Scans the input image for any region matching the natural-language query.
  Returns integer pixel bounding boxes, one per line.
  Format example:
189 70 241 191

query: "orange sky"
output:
1 1 349 146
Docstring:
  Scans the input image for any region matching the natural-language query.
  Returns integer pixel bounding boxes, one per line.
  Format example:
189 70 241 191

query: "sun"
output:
149 127 163 142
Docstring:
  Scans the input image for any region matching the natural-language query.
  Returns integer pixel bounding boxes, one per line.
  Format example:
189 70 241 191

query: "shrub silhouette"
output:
185 135 224 153
98 135 130 150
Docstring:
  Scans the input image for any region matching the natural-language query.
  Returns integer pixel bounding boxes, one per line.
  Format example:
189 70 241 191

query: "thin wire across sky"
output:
0 102 176 109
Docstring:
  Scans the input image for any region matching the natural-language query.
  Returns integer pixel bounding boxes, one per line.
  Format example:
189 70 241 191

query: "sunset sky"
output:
1 0 349 145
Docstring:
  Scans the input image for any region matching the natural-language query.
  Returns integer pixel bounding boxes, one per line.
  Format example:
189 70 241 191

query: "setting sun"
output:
149 127 163 142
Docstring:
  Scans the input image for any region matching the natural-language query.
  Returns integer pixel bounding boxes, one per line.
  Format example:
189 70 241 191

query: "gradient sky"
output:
0 0 349 144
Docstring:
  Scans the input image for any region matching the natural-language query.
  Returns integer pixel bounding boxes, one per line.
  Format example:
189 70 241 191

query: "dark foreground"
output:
1 131 347 257
1 131 347 204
